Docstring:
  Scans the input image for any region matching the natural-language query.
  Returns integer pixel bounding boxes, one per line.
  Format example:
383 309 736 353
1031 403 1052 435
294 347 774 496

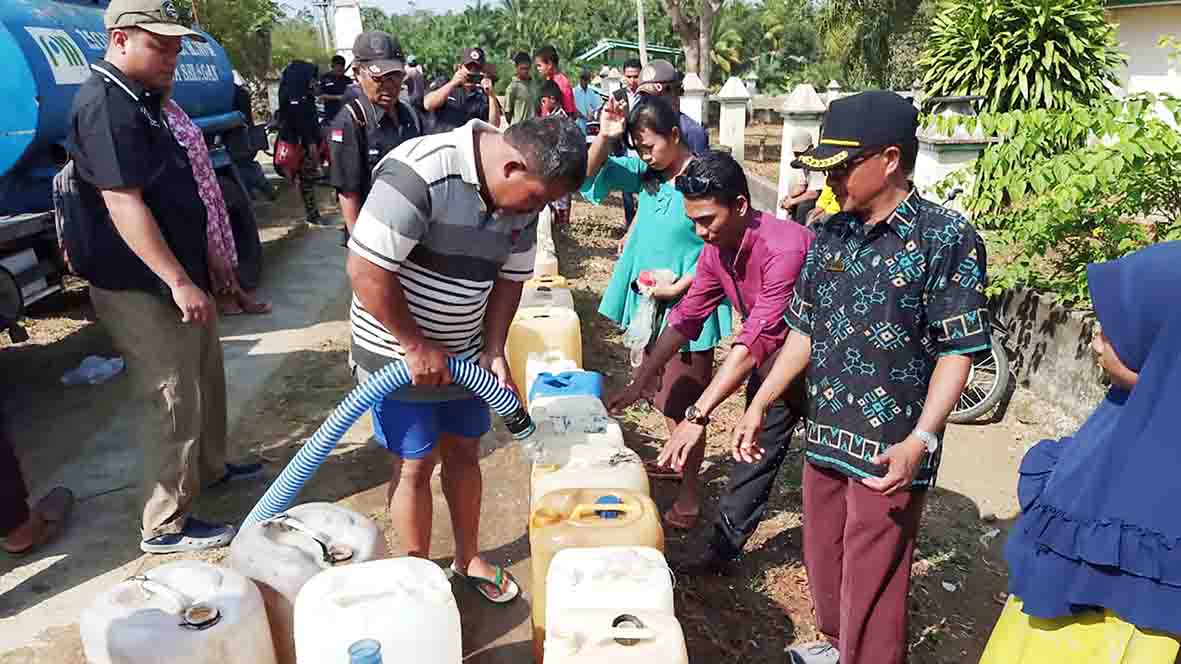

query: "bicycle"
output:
942 187 1014 423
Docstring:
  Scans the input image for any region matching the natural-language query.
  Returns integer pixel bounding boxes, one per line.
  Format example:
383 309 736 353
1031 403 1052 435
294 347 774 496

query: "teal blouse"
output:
583 156 732 352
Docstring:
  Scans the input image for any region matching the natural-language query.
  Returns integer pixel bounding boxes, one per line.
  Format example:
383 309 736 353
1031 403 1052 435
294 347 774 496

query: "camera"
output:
466 72 484 85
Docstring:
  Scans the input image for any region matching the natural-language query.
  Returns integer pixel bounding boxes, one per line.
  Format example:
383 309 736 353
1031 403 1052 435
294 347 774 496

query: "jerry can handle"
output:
597 626 657 643
265 513 354 565
569 502 638 520
128 575 222 630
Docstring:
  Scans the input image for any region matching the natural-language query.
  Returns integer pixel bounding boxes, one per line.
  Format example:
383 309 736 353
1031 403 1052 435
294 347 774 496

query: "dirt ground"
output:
1 182 1065 662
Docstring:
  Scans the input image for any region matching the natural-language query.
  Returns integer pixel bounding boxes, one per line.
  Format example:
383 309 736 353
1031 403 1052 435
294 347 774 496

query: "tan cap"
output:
105 0 206 42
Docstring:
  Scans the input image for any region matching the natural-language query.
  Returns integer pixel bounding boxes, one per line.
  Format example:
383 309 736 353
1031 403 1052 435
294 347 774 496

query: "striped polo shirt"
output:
348 120 538 401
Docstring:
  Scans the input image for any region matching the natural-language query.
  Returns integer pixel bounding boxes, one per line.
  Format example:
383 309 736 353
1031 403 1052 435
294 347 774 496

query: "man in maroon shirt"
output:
609 150 814 573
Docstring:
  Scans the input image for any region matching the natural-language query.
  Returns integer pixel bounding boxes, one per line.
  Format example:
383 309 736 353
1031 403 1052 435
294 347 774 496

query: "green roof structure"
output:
574 39 682 63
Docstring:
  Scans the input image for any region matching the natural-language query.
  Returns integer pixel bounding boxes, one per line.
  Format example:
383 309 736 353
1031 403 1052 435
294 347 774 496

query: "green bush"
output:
917 0 1125 113
933 95 1181 305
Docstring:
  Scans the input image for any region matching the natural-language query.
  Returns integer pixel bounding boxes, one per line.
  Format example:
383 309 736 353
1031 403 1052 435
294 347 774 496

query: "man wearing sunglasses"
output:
607 150 813 575
733 91 990 664
329 32 422 245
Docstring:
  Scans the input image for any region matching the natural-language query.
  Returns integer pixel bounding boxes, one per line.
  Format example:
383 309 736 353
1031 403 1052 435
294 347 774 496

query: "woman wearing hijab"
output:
981 242 1181 662
277 60 322 225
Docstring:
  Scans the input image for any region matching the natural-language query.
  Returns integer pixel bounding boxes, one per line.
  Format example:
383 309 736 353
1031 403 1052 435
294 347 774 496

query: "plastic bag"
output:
61 355 125 386
624 269 676 367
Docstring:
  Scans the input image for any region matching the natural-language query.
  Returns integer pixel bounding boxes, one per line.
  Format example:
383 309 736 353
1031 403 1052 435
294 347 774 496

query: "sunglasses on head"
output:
675 174 723 197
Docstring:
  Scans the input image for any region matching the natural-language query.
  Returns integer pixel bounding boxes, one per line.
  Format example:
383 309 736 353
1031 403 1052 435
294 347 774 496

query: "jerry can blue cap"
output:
594 494 624 519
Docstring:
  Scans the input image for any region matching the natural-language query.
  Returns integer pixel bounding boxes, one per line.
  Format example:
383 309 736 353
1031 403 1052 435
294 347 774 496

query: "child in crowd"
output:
538 80 572 225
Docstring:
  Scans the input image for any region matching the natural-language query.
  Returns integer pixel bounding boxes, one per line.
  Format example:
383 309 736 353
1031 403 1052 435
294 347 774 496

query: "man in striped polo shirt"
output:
347 116 587 603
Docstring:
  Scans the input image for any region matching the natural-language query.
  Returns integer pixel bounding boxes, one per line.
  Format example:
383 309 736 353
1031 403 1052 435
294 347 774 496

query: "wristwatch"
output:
913 428 940 454
684 404 711 426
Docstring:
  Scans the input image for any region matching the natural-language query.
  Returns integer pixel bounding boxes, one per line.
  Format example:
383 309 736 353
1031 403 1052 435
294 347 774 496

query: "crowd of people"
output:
2 2 1178 663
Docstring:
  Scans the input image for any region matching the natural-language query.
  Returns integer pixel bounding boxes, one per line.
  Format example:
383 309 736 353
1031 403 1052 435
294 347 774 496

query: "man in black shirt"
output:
329 31 422 242
422 47 502 133
319 54 351 126
69 0 260 554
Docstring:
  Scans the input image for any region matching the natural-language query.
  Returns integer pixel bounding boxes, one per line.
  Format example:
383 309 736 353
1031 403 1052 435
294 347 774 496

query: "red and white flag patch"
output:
331 129 344 143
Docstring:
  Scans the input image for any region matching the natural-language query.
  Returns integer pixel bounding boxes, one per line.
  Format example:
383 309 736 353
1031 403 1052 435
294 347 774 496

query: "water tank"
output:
0 0 237 214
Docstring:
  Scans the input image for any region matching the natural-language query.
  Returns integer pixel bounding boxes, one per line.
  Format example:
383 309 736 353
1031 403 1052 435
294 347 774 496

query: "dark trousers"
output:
0 412 30 536
710 372 805 560
803 463 926 664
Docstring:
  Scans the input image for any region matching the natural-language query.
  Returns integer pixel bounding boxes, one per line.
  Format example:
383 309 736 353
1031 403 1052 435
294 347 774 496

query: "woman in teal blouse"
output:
583 96 732 529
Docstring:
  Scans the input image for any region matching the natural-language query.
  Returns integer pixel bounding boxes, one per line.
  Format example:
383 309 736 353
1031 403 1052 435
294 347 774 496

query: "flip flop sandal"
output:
5 487 74 556
450 563 520 605
643 459 683 481
663 506 700 531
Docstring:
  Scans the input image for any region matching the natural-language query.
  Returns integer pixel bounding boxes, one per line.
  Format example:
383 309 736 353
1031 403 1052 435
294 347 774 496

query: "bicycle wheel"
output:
949 331 1011 424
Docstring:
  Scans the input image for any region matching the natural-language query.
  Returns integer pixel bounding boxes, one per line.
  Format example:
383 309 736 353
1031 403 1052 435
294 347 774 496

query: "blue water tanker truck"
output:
0 0 265 340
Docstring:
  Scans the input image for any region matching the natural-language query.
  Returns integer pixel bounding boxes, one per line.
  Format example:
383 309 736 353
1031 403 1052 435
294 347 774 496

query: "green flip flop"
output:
450 563 521 605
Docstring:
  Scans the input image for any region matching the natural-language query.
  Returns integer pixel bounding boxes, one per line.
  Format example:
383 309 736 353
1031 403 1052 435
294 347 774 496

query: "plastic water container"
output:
535 247 560 276
525 351 580 399
545 547 674 625
529 490 664 662
529 371 603 402
294 558 461 664
545 610 689 663
528 370 606 427
520 286 575 311
531 444 649 509
527 275 569 290
507 307 582 405
526 418 626 466
228 502 387 664
81 561 277 664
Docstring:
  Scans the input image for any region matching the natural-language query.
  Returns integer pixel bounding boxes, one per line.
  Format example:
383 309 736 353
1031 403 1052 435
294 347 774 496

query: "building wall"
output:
1108 2 1181 96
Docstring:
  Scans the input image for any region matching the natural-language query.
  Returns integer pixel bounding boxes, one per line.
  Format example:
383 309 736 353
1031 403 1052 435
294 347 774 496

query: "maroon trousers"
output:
802 463 926 664
0 411 31 536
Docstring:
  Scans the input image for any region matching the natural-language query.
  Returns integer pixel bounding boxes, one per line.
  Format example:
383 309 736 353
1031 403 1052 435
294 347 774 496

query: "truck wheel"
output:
0 265 23 330
219 173 263 291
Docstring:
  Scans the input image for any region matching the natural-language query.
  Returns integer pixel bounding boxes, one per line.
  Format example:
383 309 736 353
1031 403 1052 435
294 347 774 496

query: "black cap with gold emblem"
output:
793 90 918 171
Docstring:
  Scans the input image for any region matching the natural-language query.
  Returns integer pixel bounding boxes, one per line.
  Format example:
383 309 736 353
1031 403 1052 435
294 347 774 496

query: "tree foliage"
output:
172 0 283 82
917 0 1125 113
933 96 1181 304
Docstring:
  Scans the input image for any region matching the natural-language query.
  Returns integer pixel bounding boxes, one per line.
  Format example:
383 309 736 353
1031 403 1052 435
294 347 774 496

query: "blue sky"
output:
287 0 476 16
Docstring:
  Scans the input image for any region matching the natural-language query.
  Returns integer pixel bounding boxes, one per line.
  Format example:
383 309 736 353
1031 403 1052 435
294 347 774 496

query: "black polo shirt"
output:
427 77 489 134
328 94 422 196
68 61 210 294
785 189 990 489
319 72 351 124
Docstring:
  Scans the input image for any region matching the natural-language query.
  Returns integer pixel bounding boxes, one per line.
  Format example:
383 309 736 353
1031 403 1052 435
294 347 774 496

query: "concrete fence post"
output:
680 72 709 127
825 79 843 105
914 97 996 213
717 76 751 162
776 84 827 219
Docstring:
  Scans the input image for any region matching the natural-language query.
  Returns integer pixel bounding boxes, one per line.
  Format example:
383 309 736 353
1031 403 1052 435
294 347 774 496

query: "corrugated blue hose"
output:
243 358 534 527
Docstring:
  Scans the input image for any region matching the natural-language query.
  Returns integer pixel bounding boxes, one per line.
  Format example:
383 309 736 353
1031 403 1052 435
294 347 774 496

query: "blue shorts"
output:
370 397 492 459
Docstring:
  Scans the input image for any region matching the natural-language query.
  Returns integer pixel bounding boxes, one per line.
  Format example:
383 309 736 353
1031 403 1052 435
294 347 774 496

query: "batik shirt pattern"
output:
785 189 990 488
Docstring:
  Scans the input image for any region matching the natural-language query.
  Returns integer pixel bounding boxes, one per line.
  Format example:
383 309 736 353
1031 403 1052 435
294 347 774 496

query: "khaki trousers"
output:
90 286 227 539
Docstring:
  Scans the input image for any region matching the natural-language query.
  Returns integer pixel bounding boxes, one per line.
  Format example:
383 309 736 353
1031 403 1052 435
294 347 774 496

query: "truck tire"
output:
219 172 263 291
0 265 23 330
